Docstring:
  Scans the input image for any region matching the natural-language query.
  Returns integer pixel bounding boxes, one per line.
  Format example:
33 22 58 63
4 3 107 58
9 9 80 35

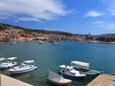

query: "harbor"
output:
87 74 115 86
0 0 115 85
1 72 115 86
0 41 115 86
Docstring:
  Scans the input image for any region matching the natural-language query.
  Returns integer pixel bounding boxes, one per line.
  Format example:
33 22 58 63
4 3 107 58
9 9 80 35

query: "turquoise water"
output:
0 41 115 86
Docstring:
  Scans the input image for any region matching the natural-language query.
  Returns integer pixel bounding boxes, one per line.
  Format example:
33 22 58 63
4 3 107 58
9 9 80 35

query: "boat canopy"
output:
7 57 17 61
23 60 34 64
0 58 5 62
71 61 90 69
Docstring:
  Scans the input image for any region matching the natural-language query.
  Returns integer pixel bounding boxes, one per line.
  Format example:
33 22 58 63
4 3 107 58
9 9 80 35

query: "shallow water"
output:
0 41 115 86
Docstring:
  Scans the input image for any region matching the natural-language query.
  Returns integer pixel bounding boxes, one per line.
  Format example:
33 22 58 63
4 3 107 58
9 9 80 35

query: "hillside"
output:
0 23 74 35
0 23 82 42
0 23 115 42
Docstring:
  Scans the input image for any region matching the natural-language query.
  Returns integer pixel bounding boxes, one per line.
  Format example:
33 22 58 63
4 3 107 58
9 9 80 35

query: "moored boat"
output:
0 57 17 69
47 70 72 86
59 65 86 80
38 40 43 44
71 61 100 76
58 60 100 80
52 41 59 45
8 60 37 74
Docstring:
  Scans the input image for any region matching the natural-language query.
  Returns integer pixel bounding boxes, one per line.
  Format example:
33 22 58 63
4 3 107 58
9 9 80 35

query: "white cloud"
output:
0 0 68 21
18 18 41 22
103 0 115 16
94 21 115 30
84 10 104 17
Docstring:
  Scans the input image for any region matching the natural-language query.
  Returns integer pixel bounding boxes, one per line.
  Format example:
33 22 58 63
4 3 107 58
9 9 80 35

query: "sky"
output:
0 0 115 35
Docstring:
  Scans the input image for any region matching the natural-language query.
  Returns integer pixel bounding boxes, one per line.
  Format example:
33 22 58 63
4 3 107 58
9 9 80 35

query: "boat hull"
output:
84 69 100 76
58 71 86 80
75 68 100 76
47 78 71 86
0 63 17 69
8 66 37 74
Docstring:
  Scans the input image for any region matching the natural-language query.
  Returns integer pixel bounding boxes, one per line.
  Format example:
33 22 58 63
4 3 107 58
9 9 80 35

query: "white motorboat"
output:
8 60 37 74
59 65 86 79
0 57 17 69
47 70 72 86
71 61 100 76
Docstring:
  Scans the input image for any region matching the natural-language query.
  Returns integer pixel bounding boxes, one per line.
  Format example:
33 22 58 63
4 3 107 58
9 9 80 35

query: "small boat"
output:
71 61 100 76
87 40 98 43
52 42 59 45
38 40 43 44
8 60 37 74
12 41 17 44
59 65 86 79
47 70 72 86
0 57 17 69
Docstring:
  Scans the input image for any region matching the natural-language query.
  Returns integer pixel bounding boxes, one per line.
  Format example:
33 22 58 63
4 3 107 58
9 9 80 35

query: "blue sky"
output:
0 0 115 34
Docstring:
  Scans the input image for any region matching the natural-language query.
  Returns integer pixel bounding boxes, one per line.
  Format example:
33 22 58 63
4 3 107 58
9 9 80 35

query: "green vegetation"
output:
0 23 11 30
0 23 73 36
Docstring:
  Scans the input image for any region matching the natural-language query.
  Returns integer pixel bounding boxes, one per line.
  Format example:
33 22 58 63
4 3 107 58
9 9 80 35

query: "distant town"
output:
0 23 115 43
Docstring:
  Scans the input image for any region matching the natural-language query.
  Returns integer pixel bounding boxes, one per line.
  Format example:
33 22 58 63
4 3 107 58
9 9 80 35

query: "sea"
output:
0 41 115 86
